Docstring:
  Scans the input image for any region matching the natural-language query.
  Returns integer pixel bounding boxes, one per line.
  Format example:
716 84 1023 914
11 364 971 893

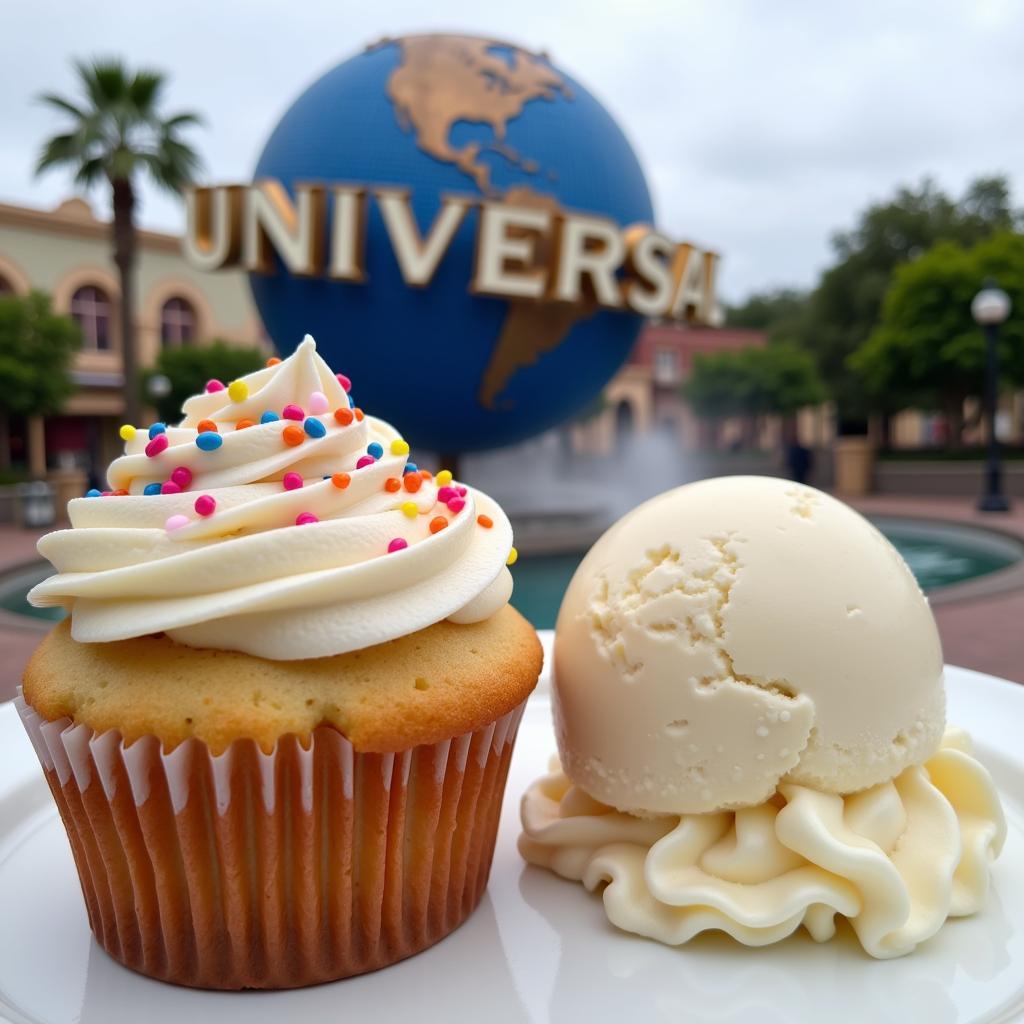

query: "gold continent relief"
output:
379 35 595 409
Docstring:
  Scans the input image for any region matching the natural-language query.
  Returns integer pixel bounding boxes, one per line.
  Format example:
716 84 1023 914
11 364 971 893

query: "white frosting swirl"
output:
29 336 515 659
519 729 1005 959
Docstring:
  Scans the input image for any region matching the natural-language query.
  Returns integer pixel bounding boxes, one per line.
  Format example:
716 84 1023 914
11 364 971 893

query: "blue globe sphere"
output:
251 35 653 452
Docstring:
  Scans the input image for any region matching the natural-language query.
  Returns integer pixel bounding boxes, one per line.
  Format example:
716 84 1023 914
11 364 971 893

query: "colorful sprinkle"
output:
403 473 422 493
390 439 410 456
304 417 327 438
165 514 190 532
197 419 218 434
295 512 319 526
477 514 493 528
170 466 193 488
354 408 365 421
348 394 356 408
196 431 223 451
429 517 448 534
334 407 354 426
119 424 136 441
436 470 453 486
401 501 418 518
419 469 432 480
194 494 216 516
308 391 330 414
331 472 350 489
356 454 375 469
266 356 281 367
385 478 401 493
236 418 255 430
507 547 519 566
367 441 384 459
227 380 249 402
447 497 466 514
387 538 408 553
403 464 417 477
143 483 162 496
148 422 167 439
456 486 467 497
283 425 305 447
161 481 182 495
282 404 304 421
261 410 280 424
206 379 225 393
111 489 129 496
145 434 169 458
336 373 352 392
85 488 102 498
437 485 456 503
283 472 303 490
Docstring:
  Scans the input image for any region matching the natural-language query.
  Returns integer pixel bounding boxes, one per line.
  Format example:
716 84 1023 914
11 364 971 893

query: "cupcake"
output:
520 476 1005 958
18 335 541 989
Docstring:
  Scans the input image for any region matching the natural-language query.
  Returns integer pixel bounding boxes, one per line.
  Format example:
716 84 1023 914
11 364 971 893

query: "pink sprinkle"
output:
170 466 193 488
456 486 468 496
308 391 330 414
447 497 466 513
437 485 456 503
283 471 303 490
295 512 319 525
356 454 375 469
165 514 190 532
206 379 225 393
387 537 408 553
161 481 182 495
336 373 351 392
282 404 304 421
194 494 216 516
145 434 169 458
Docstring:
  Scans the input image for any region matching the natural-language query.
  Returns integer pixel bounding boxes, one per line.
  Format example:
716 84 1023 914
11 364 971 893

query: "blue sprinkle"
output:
148 422 167 439
260 410 280 424
367 441 384 459
348 393 355 408
196 431 223 451
304 417 327 438
143 482 162 496
85 488 102 497
404 462 418 475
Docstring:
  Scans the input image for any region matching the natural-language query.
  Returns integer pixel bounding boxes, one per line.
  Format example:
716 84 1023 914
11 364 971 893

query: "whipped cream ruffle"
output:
29 336 514 659
519 730 1005 959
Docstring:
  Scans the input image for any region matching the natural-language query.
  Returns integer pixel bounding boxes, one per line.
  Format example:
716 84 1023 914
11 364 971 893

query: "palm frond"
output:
77 58 129 107
162 111 203 130
37 93 88 122
35 133 84 173
128 70 165 115
73 156 107 187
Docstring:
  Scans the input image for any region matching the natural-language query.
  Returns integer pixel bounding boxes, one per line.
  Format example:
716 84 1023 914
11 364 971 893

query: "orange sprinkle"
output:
112 488 129 496
197 419 218 434
332 472 351 489
354 408 365 421
403 473 422 493
429 516 448 534
384 477 401 492
266 356 281 367
334 407 354 426
419 469 432 480
282 424 305 447
235 418 255 430
477 514 493 529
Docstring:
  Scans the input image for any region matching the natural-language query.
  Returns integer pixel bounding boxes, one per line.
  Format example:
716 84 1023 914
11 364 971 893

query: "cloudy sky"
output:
2 0 1023 302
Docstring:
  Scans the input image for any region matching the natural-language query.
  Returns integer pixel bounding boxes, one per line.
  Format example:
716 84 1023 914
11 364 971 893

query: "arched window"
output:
0 275 12 296
70 286 112 350
160 297 197 347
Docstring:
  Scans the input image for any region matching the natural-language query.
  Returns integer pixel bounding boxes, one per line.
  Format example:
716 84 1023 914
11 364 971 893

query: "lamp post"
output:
971 280 1012 512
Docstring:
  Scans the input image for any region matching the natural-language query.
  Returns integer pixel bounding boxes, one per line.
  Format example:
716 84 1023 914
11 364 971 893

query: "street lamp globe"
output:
971 283 1012 326
147 373 172 400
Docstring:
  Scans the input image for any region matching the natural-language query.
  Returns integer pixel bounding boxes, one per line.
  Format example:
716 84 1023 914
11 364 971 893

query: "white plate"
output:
1 634 1023 1024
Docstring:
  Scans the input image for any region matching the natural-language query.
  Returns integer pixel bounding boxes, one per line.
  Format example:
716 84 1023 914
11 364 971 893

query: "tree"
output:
0 291 81 471
850 232 1024 446
35 59 202 426
143 342 267 424
726 288 810 344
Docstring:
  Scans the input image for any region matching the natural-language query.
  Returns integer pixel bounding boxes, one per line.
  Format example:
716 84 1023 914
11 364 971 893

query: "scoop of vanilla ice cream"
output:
553 476 946 815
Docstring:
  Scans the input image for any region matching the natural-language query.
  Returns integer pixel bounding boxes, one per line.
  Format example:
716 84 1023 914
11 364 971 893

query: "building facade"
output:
0 197 265 486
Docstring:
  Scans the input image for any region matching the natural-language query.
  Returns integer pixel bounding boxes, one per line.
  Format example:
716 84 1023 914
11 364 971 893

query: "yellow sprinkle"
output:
401 501 418 518
390 439 410 456
436 469 453 486
119 424 137 441
227 380 249 402
506 546 518 566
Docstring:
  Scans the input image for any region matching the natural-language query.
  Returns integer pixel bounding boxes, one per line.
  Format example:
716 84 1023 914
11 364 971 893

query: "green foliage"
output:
851 232 1024 419
0 291 81 416
142 342 267 423
725 288 810 344
682 343 825 419
36 59 202 192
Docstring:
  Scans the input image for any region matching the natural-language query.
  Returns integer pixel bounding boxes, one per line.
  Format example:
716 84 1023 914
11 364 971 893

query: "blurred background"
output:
1 0 1023 697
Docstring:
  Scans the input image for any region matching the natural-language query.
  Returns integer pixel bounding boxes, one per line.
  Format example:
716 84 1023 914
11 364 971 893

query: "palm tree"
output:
36 59 201 426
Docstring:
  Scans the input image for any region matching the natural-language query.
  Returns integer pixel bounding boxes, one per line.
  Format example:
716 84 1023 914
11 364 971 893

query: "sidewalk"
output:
0 495 1022 704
